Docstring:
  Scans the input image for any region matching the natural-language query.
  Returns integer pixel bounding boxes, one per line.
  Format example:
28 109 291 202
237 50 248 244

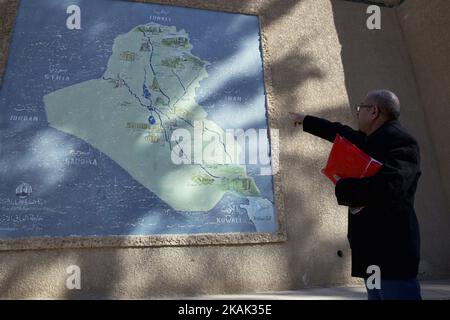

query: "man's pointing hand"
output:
289 112 307 127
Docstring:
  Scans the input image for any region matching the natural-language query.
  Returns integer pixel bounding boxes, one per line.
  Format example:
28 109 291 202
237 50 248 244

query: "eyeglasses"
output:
356 104 374 113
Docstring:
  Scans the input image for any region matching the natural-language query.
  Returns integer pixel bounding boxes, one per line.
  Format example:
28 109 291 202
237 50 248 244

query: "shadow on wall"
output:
330 0 396 119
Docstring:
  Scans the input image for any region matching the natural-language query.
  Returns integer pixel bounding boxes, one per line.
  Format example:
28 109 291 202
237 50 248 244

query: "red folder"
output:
322 134 382 185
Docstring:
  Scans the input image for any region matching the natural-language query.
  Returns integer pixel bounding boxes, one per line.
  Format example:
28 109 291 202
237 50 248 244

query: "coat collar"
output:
368 119 400 138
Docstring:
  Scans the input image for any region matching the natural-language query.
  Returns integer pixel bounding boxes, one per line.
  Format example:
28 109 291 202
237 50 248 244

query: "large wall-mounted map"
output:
0 0 276 238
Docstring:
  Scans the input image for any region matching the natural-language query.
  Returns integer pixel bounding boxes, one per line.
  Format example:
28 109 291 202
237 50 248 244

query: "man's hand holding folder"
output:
321 135 382 214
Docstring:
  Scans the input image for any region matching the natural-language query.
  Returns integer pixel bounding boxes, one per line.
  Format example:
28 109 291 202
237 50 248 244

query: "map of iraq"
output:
43 22 261 212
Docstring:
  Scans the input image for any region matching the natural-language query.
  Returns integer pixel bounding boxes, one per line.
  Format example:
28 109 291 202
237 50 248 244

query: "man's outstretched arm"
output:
289 112 366 146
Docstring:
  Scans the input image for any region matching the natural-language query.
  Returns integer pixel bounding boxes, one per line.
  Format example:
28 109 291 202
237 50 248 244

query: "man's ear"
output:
372 105 380 119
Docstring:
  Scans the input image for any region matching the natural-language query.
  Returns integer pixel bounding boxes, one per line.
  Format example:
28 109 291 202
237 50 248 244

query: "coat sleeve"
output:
335 142 421 207
303 115 366 145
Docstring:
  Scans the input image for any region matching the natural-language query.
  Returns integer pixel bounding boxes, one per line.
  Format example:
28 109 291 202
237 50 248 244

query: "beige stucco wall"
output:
0 0 449 299
0 0 19 87
397 0 450 216
370 0 403 6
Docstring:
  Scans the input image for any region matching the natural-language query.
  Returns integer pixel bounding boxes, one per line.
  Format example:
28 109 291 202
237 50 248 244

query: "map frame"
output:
0 0 287 251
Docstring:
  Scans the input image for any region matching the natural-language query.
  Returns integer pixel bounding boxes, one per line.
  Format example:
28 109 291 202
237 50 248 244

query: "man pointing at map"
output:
289 89 422 300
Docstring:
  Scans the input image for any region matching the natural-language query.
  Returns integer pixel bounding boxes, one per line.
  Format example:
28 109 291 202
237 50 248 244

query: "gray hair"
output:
367 89 401 120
